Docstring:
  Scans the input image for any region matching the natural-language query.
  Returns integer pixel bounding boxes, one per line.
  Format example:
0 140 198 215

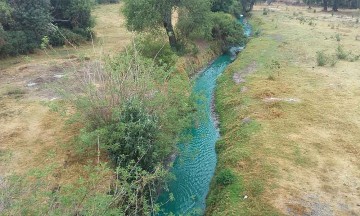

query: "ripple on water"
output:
158 18 251 215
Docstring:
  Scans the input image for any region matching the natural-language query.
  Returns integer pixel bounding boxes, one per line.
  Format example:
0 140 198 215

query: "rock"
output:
263 97 301 103
240 86 248 93
241 117 252 124
233 73 246 84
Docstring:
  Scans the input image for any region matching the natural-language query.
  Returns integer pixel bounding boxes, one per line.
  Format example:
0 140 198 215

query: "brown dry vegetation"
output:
0 3 132 183
209 3 360 216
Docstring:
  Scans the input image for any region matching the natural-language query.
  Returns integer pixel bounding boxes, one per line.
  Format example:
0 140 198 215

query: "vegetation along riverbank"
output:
207 3 360 216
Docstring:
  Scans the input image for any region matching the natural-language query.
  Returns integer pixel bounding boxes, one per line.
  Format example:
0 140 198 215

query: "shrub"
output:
216 169 236 186
316 51 327 66
263 8 269 15
210 12 246 51
136 36 177 68
336 45 348 60
335 33 341 41
96 0 119 3
99 99 160 171
329 56 338 67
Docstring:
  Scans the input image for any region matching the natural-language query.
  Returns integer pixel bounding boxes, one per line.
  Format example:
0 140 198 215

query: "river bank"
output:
206 4 360 216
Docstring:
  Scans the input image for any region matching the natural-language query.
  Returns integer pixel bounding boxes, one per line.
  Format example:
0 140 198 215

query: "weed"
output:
330 24 335 29
267 74 276 80
254 29 262 37
216 169 236 186
313 9 316 13
335 33 341 41
356 18 359 23
316 51 327 66
308 20 316 26
6 87 26 96
263 8 269 15
356 35 360 41
336 45 348 60
329 56 338 67
249 179 264 196
298 16 306 24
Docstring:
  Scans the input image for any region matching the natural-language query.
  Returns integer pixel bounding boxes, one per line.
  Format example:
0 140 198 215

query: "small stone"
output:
240 86 248 93
244 195 248 199
241 117 252 124
27 82 37 87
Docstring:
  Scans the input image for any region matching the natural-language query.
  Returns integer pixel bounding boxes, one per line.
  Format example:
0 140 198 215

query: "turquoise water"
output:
158 18 251 216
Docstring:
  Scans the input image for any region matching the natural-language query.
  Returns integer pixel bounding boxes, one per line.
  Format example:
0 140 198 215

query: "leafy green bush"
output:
210 12 246 51
0 30 38 56
216 168 236 186
211 0 243 18
100 99 160 171
137 36 177 68
96 0 120 3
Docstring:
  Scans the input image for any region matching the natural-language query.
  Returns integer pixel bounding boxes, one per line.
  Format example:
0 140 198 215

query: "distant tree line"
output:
0 0 94 57
123 0 255 51
304 0 360 10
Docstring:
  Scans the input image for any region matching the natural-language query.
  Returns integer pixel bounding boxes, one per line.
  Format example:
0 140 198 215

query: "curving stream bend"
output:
159 18 251 215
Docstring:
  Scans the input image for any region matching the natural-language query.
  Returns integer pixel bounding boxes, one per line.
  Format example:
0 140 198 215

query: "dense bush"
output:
96 0 119 3
0 0 94 57
216 168 236 186
137 36 178 68
210 12 246 50
211 0 243 18
100 99 160 171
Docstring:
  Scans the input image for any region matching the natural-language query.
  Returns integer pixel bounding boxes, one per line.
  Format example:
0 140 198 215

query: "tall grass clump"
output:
336 45 348 60
316 51 327 66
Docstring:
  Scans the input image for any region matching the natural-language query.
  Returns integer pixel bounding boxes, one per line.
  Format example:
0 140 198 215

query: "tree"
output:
332 0 339 11
211 0 243 17
123 0 212 50
9 0 52 39
210 12 245 50
323 0 328 11
241 0 256 13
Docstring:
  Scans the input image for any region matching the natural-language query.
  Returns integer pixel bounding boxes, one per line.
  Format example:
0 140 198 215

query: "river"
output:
158 17 251 215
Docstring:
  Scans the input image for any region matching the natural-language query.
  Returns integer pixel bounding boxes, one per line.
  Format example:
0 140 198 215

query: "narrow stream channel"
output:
159 18 251 215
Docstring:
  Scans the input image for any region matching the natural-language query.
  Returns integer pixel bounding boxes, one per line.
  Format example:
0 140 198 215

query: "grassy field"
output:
0 3 132 181
207 4 360 216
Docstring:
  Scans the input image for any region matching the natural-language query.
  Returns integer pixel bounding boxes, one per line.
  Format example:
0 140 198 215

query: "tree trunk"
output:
332 0 339 11
323 0 328 11
163 10 177 50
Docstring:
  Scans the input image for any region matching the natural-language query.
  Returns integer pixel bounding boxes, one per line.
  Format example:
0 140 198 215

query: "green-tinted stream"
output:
159 18 251 215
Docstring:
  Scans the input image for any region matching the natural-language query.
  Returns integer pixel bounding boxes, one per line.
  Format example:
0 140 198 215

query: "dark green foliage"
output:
0 0 52 56
210 12 246 50
0 30 38 56
48 27 87 46
176 0 212 39
0 0 94 57
103 99 160 171
123 0 212 50
211 0 243 17
137 36 177 68
96 0 119 4
216 168 236 186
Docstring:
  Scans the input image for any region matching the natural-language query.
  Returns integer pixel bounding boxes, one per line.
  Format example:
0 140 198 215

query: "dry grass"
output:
0 3 131 182
208 3 360 216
